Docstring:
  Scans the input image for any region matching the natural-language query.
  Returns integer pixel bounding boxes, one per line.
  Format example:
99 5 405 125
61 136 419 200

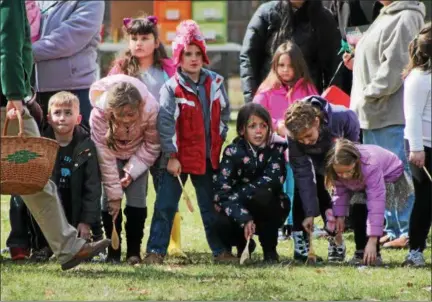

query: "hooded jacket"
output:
289 96 360 217
332 144 404 237
350 1 425 130
89 74 160 202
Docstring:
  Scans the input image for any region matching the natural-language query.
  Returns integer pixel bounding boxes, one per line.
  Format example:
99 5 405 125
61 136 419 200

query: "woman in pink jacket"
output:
89 74 160 265
325 139 413 266
253 40 317 244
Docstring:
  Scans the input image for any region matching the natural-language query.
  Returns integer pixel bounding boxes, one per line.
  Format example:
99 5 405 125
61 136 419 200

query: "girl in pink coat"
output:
253 40 317 242
89 74 160 265
106 15 183 260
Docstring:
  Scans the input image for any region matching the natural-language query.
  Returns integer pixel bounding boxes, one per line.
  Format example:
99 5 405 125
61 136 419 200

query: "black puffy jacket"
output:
240 0 342 103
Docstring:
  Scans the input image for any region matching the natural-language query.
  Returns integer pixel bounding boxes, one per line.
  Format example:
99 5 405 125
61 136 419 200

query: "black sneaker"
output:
328 237 346 262
236 238 256 258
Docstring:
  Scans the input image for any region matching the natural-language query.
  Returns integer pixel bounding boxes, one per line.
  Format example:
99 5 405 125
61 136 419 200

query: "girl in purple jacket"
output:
325 139 413 266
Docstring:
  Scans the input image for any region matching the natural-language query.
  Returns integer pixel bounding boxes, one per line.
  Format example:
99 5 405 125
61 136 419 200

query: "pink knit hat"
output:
171 20 210 66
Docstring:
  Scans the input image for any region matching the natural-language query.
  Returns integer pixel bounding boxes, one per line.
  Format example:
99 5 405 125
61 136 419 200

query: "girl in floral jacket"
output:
213 103 291 263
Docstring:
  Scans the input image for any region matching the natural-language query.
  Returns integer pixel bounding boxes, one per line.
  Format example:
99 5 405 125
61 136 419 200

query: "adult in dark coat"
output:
240 0 341 103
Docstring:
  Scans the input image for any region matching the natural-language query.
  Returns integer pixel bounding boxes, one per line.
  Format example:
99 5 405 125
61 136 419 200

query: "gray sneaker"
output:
403 249 426 267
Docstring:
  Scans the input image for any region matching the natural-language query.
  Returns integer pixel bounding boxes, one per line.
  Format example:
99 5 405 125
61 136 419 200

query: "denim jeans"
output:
362 125 415 239
146 162 225 256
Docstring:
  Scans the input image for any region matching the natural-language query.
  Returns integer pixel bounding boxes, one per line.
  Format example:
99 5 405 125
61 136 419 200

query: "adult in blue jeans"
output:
344 0 425 248
33 1 105 128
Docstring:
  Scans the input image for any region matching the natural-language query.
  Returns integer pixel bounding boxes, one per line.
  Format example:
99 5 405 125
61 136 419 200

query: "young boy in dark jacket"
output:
285 95 360 262
30 92 102 261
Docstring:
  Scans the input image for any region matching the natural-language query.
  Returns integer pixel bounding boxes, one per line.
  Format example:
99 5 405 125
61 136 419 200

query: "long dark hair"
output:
271 0 323 54
403 22 432 78
236 103 273 144
113 16 168 77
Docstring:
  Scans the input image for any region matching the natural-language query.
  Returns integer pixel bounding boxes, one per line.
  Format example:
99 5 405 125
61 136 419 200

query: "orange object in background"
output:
154 1 192 22
321 85 350 108
158 21 179 45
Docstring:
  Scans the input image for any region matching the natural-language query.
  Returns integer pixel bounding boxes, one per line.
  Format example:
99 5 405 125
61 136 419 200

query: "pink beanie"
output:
171 20 210 66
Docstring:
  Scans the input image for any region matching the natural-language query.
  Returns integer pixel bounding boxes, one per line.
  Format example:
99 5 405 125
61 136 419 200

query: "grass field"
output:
1 121 431 301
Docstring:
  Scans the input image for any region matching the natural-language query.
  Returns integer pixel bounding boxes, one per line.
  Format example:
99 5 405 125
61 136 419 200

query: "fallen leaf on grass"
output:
44 289 55 298
138 289 150 295
315 269 324 274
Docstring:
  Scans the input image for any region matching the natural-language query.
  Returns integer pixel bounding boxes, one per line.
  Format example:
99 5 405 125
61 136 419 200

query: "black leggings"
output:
292 174 332 232
408 145 432 252
215 187 290 253
352 204 381 255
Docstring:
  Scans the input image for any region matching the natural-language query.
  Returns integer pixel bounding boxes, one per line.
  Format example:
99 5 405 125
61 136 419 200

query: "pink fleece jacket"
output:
89 74 161 202
25 0 41 43
253 78 318 129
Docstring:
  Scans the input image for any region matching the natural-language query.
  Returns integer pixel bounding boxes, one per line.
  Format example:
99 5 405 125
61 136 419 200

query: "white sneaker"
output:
403 249 426 267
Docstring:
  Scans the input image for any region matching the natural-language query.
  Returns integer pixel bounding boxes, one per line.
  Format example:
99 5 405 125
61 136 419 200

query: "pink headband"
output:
123 16 158 28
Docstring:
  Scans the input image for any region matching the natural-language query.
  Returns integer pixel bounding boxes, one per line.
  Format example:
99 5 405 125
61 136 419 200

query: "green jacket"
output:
0 0 33 101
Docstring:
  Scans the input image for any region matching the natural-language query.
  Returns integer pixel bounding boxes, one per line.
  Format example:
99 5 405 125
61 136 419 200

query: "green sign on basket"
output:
3 150 41 164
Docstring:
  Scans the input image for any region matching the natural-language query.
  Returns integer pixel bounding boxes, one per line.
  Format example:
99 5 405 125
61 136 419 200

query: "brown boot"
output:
214 251 238 264
61 239 111 271
142 253 164 265
383 236 409 249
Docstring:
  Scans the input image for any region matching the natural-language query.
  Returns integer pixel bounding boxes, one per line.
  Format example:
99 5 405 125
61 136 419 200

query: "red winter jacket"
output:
158 68 230 175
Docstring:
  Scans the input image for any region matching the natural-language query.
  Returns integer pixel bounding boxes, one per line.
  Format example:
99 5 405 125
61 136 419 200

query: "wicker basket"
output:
1 113 59 195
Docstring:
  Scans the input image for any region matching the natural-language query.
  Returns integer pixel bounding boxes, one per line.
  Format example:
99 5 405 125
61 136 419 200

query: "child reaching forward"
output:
213 103 291 262
89 75 160 265
143 20 234 264
325 139 413 266
284 96 360 262
106 15 184 259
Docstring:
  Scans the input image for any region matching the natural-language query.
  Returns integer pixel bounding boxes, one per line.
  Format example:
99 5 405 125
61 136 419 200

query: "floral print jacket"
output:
213 135 290 226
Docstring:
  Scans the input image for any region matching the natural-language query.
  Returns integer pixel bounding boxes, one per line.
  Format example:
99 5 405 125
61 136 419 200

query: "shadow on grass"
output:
1 250 416 275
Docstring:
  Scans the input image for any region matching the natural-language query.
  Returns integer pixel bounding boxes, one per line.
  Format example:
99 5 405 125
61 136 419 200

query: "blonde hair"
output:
324 138 363 190
258 41 313 97
105 82 142 151
48 91 80 114
284 101 322 138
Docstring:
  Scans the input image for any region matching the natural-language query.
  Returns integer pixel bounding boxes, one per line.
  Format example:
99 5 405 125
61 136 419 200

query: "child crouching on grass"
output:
325 139 413 266
213 103 291 263
29 92 102 261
